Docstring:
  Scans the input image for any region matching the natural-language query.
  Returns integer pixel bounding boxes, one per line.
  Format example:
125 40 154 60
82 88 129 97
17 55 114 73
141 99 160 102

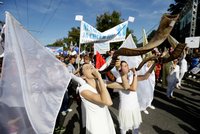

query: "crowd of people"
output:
0 43 199 134
0 12 199 134
47 46 200 134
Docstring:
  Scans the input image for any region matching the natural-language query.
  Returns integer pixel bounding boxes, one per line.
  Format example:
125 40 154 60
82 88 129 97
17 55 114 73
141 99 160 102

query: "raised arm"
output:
128 68 138 91
81 69 113 106
137 72 151 81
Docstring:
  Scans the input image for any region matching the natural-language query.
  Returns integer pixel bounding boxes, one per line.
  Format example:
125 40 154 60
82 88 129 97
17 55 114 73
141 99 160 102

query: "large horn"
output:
162 43 186 63
168 35 179 49
135 43 186 71
100 14 179 73
135 56 158 71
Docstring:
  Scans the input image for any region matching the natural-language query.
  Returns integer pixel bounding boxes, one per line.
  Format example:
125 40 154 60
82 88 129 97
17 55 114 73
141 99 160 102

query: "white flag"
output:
94 41 110 54
0 12 71 134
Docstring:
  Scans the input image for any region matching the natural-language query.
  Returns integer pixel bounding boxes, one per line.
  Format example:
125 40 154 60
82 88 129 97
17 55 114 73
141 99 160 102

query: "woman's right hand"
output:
92 69 101 79
130 67 136 74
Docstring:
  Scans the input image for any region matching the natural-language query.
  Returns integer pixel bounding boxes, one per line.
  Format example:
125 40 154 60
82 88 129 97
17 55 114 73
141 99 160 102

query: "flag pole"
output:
75 15 83 69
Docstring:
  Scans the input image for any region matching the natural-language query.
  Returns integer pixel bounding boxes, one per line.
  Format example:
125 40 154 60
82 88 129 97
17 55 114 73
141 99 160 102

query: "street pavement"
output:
59 81 200 134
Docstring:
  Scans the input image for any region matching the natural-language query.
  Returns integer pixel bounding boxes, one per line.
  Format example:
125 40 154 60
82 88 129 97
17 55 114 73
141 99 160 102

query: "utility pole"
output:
190 0 198 37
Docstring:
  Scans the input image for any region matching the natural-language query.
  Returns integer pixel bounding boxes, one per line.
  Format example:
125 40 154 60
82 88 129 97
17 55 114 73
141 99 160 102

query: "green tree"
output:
66 27 80 45
96 10 137 46
147 30 156 41
46 39 64 47
167 0 189 15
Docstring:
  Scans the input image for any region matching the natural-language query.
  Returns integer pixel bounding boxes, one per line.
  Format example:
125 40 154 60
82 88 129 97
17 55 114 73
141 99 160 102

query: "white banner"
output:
185 36 200 48
80 21 128 44
94 42 110 54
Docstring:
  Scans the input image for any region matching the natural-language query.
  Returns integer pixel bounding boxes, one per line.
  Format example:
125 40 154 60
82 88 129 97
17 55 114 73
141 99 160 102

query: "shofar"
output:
100 14 179 73
162 43 186 63
135 43 186 72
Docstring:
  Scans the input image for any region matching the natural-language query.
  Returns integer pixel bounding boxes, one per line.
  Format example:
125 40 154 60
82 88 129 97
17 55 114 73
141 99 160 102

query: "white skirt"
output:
118 107 142 131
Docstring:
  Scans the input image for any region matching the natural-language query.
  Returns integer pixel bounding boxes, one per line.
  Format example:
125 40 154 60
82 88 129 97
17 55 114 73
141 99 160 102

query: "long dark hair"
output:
119 60 127 72
79 63 88 76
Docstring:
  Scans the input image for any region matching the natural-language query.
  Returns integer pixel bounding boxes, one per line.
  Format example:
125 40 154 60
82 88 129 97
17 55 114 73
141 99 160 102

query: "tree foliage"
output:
167 0 190 15
46 39 64 47
96 10 137 47
66 27 80 45
96 11 122 32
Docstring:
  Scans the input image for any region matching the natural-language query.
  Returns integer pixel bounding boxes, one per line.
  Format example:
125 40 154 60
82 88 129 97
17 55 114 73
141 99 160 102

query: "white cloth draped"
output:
0 12 71 134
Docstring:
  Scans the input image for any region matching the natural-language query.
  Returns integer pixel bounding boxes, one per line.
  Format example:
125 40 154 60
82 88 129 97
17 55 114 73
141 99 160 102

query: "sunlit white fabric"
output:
137 63 155 111
0 12 71 134
119 34 142 69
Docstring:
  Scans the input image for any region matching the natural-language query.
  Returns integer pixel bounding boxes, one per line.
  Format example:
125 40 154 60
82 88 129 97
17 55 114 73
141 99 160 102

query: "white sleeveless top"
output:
116 71 139 109
116 71 142 130
79 83 116 134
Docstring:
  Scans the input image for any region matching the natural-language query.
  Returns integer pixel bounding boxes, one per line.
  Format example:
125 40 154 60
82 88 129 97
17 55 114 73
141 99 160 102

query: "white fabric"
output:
94 41 110 54
79 83 116 134
0 24 5 56
116 71 142 131
169 64 180 80
111 34 142 78
0 52 4 57
0 12 71 134
180 58 187 73
178 57 187 86
0 43 3 56
137 63 156 111
119 34 142 69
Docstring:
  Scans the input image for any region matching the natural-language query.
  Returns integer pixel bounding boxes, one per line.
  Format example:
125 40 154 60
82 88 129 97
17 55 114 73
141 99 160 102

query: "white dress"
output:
179 56 187 85
79 83 116 134
137 64 155 111
116 72 142 131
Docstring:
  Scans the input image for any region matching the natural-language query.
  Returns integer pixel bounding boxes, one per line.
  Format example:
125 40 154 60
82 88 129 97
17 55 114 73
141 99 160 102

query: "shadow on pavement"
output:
153 87 200 131
153 125 175 134
178 124 199 134
109 109 120 134
64 113 79 134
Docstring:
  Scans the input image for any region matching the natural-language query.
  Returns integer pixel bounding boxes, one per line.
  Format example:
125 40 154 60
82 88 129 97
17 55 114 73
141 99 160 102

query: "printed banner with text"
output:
80 21 128 44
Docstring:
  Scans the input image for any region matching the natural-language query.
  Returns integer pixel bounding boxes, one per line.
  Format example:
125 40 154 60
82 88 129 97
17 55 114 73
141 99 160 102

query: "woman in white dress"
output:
78 63 125 134
177 47 188 88
116 61 151 134
166 59 180 98
137 61 156 114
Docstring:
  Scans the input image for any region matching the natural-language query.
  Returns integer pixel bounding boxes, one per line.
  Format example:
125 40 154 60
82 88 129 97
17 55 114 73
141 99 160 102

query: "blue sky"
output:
0 0 174 45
